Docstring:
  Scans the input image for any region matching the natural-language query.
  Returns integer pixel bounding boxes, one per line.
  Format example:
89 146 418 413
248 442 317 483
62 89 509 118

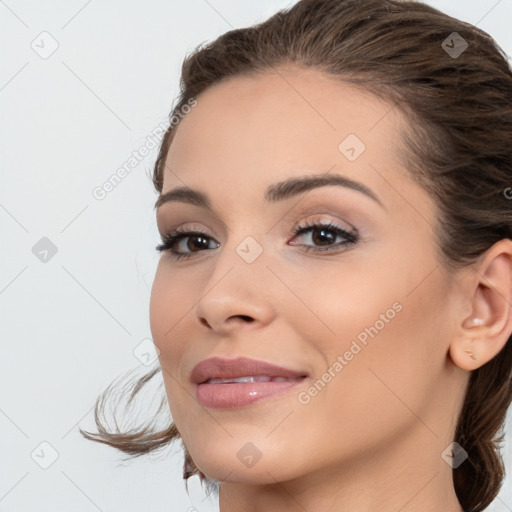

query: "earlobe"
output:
449 239 512 372
449 328 482 372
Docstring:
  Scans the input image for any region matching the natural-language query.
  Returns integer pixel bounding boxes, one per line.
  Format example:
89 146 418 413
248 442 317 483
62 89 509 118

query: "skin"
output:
149 64 512 512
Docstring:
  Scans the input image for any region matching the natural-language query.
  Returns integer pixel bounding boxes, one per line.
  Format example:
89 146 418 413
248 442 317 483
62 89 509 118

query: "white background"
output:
1 1 511 511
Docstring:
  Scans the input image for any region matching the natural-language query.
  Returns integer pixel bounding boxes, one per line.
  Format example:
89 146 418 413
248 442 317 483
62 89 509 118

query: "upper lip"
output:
190 356 309 384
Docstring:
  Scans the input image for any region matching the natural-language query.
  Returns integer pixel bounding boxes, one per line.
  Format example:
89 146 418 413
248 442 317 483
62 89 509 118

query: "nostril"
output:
236 315 253 322
200 318 211 328
200 315 253 328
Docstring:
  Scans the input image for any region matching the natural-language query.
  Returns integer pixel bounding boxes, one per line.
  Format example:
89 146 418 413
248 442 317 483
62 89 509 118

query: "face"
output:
150 65 463 485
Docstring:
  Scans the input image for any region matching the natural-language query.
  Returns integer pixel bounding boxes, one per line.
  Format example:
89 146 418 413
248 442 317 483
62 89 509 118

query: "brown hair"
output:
80 0 512 510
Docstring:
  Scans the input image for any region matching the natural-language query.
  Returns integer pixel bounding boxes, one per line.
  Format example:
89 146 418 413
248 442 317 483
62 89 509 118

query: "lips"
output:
190 356 309 384
191 356 310 409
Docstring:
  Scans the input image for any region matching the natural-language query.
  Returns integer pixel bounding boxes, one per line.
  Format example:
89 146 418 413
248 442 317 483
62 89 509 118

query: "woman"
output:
81 0 512 510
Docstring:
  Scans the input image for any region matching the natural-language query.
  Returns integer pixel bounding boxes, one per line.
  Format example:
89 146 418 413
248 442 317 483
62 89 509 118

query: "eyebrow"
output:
154 174 385 211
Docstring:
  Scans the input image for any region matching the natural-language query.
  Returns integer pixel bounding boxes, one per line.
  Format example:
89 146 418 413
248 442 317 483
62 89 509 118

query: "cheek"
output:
279 253 407 357
286 253 447 417
149 266 186 405
149 263 195 355
149 263 206 427
292 229 447 365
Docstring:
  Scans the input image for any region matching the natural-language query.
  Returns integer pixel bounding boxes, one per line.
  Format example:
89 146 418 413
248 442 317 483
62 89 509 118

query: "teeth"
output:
206 376 295 384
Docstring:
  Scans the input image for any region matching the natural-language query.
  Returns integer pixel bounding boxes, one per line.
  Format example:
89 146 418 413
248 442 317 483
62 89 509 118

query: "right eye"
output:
155 229 220 260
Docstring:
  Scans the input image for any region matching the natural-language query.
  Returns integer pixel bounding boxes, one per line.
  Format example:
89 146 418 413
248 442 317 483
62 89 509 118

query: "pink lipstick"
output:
191 356 309 409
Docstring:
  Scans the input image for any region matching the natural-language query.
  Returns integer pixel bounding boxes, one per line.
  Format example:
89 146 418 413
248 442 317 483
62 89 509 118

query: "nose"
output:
195 263 277 335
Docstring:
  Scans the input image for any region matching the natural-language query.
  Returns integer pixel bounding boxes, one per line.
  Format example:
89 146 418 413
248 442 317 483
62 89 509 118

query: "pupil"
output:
313 228 334 246
190 236 209 251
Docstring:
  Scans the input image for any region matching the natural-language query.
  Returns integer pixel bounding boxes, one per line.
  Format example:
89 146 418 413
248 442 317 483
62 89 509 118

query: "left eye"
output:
155 221 359 260
289 220 359 253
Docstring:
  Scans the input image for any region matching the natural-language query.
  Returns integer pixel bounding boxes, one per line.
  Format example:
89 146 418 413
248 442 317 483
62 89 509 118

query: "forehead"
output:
161 65 419 213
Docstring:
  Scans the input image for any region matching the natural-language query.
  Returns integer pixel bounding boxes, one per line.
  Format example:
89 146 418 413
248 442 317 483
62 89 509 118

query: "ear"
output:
449 238 512 371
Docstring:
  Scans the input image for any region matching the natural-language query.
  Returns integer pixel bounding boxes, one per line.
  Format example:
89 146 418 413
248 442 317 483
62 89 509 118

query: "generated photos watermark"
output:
298 301 403 405
92 97 197 201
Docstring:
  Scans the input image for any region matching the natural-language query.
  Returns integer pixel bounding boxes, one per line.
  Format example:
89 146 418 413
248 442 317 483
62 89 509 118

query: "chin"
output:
187 437 303 485
198 460 296 485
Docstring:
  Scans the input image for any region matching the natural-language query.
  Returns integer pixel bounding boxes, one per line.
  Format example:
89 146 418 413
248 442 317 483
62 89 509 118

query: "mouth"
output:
204 375 305 384
191 356 310 409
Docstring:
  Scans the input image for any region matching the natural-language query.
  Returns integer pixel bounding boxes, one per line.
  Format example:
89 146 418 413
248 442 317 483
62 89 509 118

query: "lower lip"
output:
196 379 307 409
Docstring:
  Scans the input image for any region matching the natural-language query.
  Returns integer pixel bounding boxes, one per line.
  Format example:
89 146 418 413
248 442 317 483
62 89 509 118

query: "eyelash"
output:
155 220 359 261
